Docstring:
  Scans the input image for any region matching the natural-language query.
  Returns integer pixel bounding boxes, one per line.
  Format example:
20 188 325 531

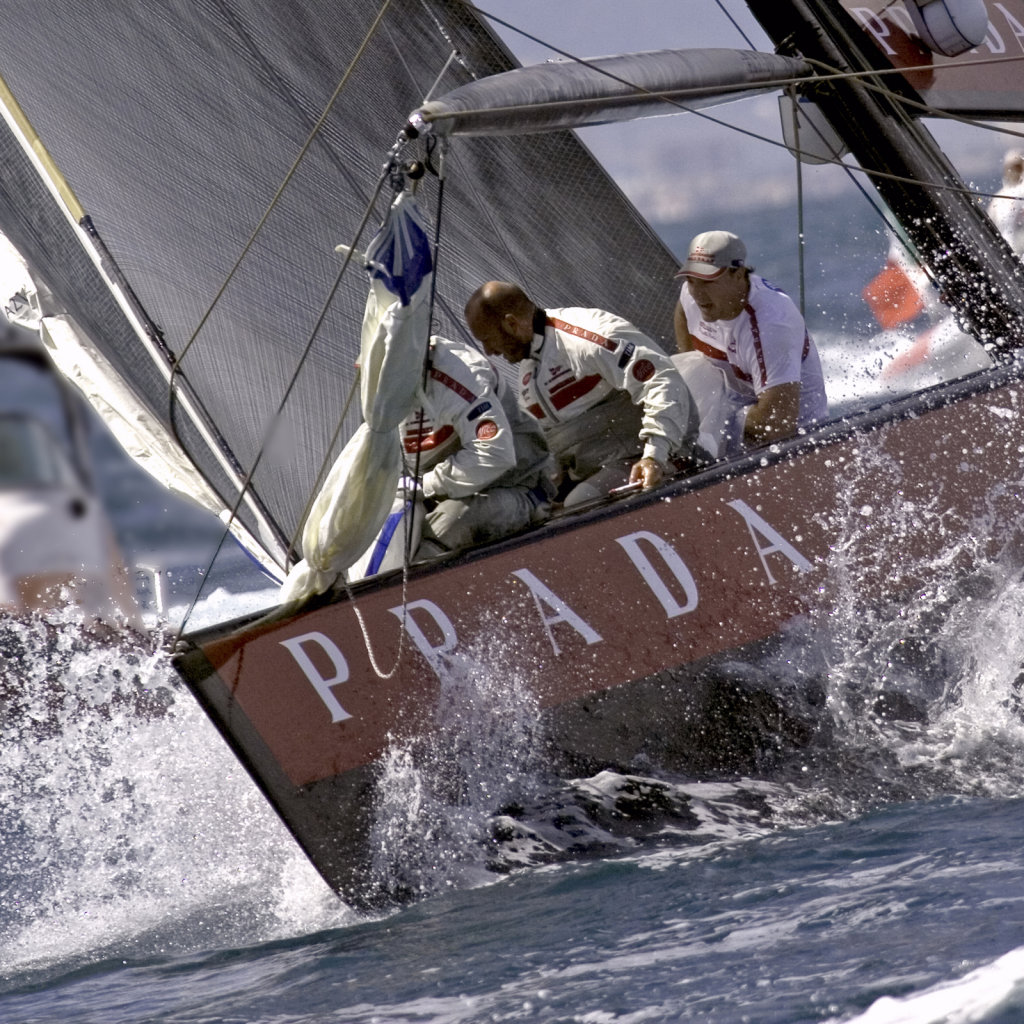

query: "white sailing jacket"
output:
678 275 828 427
401 336 550 501
519 307 695 465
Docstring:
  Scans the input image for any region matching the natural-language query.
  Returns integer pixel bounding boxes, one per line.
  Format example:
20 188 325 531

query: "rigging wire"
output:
341 148 451 683
784 88 807 318
406 157 448 566
283 61 458 571
713 0 758 49
783 54 1024 288
461 0 929 301
421 71 1022 202
177 5 478 642
174 146 397 640
170 0 401 634
267 64 454 679
459 1 1024 204
178 0 1024 638
171 0 396 373
809 55 1024 151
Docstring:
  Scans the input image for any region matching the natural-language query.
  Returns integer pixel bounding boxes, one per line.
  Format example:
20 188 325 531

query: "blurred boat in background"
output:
0 325 138 623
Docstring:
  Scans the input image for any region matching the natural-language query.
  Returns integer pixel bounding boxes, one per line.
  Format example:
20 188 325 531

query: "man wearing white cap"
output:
673 230 827 457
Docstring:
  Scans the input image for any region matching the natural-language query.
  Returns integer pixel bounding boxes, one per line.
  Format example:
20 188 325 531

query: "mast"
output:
747 0 1024 350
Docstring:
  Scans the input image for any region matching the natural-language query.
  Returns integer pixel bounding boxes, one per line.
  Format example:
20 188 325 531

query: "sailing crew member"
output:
987 149 1024 256
464 281 700 507
673 230 827 457
403 334 554 560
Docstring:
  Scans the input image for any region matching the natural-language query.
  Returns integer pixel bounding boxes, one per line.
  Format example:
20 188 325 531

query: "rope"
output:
337 145 450 681
274 46 460 575
454 0 1016 363
785 87 807 318
175 1 1024 639
171 0 396 373
456 3 1024 206
183 34 455 661
408 152 448 565
173 157 397 640
170 0 401 636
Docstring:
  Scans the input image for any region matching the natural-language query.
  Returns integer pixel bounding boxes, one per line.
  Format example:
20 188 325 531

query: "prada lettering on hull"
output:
193 392 1023 790
282 497 810 710
200 480 823 788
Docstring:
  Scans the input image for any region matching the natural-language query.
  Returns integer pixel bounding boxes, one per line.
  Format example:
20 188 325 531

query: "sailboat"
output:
0 0 1022 906
0 322 138 622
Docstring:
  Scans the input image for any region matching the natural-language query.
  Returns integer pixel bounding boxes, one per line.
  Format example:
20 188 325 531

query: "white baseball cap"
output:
678 230 747 279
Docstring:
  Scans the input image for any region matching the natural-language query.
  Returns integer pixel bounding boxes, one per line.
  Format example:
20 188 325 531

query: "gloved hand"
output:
629 456 667 490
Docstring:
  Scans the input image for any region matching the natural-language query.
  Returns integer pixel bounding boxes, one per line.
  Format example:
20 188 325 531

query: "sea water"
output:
6 199 1024 1022
5 587 1024 1024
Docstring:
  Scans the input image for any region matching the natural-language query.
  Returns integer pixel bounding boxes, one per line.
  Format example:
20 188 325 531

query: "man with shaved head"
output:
465 281 699 507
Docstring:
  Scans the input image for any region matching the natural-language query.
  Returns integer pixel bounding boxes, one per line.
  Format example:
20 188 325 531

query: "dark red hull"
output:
174 367 1024 904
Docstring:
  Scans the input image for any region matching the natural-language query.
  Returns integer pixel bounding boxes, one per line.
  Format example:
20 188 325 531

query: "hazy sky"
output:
474 1 1010 222
478 0 770 62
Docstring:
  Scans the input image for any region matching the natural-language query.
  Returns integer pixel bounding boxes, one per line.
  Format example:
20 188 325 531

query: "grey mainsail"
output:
12 0 1024 908
0 0 686 576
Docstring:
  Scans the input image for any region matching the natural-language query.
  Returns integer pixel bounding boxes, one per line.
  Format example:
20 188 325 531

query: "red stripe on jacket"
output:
429 367 476 402
403 423 455 453
547 316 617 352
549 373 603 411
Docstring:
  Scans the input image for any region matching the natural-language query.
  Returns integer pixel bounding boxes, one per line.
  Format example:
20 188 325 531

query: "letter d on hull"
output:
616 530 698 618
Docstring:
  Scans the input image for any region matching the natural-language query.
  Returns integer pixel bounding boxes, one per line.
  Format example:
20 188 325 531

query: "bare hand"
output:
629 457 666 490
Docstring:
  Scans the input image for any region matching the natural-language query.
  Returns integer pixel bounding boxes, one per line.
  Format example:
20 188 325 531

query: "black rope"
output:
713 0 758 48
404 151 449 566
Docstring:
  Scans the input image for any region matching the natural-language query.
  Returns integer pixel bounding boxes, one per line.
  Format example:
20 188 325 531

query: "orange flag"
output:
862 259 925 329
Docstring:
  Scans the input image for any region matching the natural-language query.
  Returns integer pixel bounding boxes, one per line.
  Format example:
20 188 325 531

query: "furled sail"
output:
281 190 433 601
0 229 235 544
410 48 812 136
0 0 689 590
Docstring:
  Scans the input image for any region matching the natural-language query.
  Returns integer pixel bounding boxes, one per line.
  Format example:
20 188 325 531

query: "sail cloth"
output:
0 231 247 556
281 191 432 602
409 49 812 136
0 1 692 595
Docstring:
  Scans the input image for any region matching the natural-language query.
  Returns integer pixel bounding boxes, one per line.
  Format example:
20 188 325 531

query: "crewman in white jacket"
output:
401 334 553 559
465 281 699 507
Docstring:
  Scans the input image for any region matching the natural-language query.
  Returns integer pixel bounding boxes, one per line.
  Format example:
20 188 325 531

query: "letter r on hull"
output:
388 598 458 676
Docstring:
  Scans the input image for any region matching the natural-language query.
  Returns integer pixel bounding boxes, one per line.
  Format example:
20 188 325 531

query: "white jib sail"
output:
280 190 433 601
